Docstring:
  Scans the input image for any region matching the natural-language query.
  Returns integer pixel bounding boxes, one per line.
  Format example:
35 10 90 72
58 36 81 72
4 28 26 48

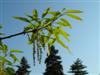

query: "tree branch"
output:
0 29 36 40
0 14 63 41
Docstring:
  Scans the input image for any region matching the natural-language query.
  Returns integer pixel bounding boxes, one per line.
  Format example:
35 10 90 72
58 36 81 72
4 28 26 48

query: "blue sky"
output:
0 0 100 75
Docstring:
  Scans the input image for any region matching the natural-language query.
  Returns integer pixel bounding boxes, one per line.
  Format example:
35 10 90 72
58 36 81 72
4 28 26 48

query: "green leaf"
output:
48 39 55 46
6 67 15 75
10 49 23 53
60 18 72 28
42 7 50 18
13 16 30 22
6 60 13 65
28 33 36 44
56 21 65 26
33 9 38 18
10 54 18 63
0 40 3 46
24 24 34 32
66 10 82 13
48 11 60 16
26 14 33 19
2 44 8 53
0 56 5 61
56 37 69 49
66 13 82 21
59 28 70 42
26 14 37 21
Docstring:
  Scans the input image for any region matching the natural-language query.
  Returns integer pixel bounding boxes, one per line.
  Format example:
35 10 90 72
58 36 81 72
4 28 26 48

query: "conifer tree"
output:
15 57 30 75
44 46 65 75
68 58 88 75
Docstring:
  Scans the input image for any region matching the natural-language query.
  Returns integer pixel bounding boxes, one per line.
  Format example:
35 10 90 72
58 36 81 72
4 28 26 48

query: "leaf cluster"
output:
13 8 82 65
0 41 23 66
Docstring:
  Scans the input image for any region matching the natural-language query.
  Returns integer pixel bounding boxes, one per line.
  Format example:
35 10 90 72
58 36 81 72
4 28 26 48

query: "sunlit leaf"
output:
59 28 70 42
60 18 72 28
56 37 69 49
10 49 23 53
48 39 55 46
13 16 30 23
66 13 82 21
66 10 82 13
56 21 65 26
48 11 60 16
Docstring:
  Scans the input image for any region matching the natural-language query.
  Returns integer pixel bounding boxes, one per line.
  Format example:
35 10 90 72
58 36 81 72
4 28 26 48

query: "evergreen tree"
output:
44 46 65 75
68 58 88 75
15 57 30 75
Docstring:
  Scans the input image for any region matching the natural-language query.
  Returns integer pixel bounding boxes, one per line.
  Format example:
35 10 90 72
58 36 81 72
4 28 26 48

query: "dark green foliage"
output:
68 58 88 75
6 67 15 75
15 57 30 75
44 46 65 75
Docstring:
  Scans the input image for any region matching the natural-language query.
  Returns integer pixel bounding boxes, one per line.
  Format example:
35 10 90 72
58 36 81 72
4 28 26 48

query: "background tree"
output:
44 45 65 75
68 58 88 75
15 57 30 75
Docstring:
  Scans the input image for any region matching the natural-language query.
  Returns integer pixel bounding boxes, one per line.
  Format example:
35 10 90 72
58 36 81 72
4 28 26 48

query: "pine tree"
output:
44 46 65 75
68 58 88 75
15 57 30 75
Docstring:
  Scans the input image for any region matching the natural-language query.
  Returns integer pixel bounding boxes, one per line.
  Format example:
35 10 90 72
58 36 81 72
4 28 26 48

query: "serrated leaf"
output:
66 10 82 13
67 13 82 21
10 49 23 53
42 7 50 18
13 16 30 22
10 54 18 63
60 18 72 28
